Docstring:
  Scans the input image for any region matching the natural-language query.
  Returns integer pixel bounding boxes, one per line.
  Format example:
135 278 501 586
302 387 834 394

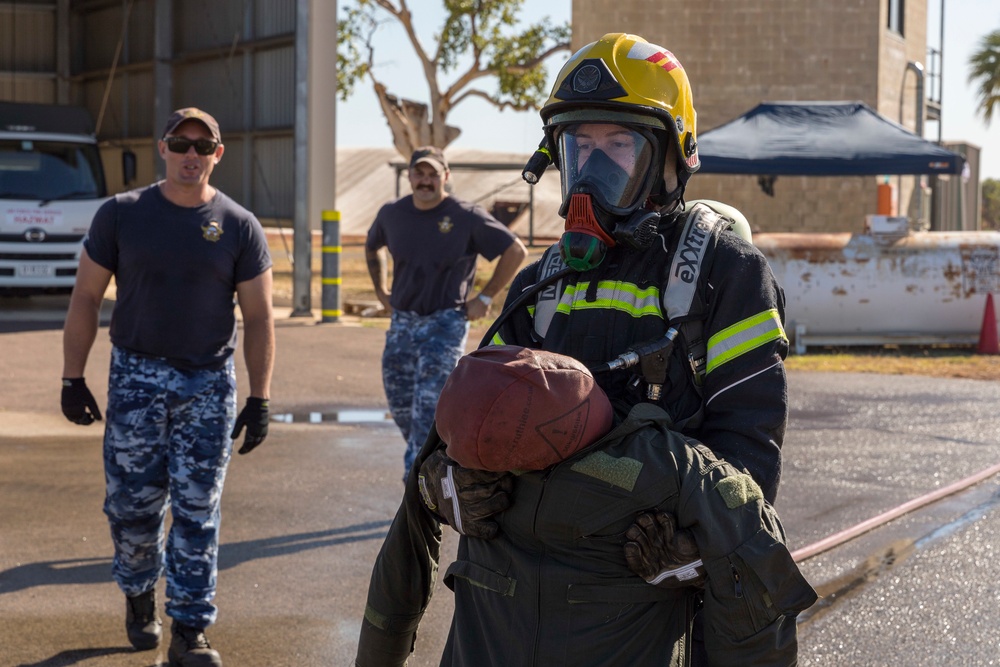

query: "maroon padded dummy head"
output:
435 345 614 472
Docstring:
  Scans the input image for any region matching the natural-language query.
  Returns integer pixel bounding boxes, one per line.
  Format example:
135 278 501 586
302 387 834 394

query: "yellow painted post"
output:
321 210 341 323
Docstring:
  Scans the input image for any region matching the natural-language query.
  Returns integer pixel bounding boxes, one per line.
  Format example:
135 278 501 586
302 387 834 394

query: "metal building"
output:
1 0 336 313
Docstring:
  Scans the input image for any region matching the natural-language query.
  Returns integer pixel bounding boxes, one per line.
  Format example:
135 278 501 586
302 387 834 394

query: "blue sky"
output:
335 1 1000 180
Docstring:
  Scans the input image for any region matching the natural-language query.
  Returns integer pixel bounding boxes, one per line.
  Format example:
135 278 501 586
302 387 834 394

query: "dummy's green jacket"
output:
356 403 817 666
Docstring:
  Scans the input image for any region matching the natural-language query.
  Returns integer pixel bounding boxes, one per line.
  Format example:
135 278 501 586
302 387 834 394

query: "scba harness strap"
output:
533 201 751 391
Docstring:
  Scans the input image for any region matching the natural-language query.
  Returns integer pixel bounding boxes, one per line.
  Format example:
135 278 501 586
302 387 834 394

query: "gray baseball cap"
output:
162 107 221 142
409 146 448 173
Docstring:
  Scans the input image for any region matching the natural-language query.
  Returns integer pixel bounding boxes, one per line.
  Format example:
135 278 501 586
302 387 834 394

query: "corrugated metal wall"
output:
255 46 294 128
175 59 246 130
176 0 247 53
0 0 302 219
0 3 55 72
252 136 294 218
79 4 124 73
0 75 55 103
0 1 57 102
256 0 296 38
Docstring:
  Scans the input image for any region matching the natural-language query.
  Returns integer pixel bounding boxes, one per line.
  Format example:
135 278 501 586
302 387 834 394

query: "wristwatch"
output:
477 293 493 306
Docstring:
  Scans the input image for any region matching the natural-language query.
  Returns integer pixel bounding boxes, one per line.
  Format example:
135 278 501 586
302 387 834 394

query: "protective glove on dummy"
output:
424 346 612 539
231 397 269 454
417 448 513 539
625 510 705 588
61 378 102 425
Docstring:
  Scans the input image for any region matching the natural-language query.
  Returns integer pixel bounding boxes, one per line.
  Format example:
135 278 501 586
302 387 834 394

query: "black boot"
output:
168 621 222 667
125 589 162 650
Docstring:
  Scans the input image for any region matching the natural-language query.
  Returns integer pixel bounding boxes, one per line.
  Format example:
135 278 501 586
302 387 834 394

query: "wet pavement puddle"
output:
271 410 393 424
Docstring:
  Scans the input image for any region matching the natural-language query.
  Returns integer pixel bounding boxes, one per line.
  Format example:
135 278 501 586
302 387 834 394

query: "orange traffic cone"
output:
977 294 999 355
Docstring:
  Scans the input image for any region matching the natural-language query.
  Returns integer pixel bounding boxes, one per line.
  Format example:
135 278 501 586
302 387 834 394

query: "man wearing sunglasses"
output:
61 107 274 667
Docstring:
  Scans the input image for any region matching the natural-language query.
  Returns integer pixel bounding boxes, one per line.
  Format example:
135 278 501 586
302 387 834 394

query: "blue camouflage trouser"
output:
382 308 469 480
103 346 236 629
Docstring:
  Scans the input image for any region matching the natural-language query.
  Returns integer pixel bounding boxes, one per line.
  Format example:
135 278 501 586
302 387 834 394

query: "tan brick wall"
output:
877 0 929 224
685 176 875 233
570 0 930 233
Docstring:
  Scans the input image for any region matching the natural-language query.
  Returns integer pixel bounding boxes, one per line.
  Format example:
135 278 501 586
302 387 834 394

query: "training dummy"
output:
356 346 816 667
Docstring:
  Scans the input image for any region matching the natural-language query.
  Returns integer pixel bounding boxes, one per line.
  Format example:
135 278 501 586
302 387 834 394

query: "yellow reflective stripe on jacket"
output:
555 281 662 318
491 304 534 345
706 309 786 375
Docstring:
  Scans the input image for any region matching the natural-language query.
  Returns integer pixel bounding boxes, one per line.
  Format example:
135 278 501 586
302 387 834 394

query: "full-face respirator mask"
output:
524 121 678 272
520 35 702 272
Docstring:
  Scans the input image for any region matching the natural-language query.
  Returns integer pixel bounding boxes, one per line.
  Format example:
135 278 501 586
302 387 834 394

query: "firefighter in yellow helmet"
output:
542 34 700 264
491 32 788 500
357 33 798 666
503 34 793 664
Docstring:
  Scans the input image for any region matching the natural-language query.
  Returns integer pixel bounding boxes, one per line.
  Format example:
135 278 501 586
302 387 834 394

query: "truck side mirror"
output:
122 150 137 186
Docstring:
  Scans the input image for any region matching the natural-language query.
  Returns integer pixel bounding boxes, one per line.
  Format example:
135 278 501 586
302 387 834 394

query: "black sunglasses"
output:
164 136 219 156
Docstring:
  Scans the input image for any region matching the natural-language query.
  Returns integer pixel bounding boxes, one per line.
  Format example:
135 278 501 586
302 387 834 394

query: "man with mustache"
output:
365 146 528 482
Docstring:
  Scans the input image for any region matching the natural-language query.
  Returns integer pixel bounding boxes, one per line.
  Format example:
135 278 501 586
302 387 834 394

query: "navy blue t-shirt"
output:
84 183 272 370
365 195 517 316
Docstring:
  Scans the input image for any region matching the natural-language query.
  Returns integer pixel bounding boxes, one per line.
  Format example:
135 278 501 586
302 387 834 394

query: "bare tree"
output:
337 0 570 157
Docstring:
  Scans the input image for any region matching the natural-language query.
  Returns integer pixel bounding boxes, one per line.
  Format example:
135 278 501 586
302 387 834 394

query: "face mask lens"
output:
165 137 218 156
558 123 653 210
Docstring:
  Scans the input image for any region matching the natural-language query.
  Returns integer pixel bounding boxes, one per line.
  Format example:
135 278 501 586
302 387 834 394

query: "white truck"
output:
0 102 125 295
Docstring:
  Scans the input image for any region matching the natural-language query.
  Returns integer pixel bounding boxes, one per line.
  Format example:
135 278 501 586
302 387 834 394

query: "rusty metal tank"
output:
754 228 1000 353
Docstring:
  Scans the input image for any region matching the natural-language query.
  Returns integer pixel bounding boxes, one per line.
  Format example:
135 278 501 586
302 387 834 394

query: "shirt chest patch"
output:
201 220 224 242
437 216 453 234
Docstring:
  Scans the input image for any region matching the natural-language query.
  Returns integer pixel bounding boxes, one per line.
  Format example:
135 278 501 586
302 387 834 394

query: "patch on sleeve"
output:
716 474 763 508
571 451 643 491
364 603 390 631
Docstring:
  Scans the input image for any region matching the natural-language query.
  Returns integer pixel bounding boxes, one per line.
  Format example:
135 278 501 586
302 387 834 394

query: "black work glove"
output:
61 377 102 425
624 511 705 588
417 448 513 539
231 397 269 455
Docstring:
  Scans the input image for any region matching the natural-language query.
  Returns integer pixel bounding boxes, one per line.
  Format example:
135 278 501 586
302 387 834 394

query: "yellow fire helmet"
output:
542 33 700 207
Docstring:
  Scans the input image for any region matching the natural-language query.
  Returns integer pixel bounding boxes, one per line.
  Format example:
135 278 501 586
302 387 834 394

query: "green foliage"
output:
489 20 571 109
968 29 1000 125
438 0 519 73
336 3 379 100
982 178 1000 231
336 0 570 120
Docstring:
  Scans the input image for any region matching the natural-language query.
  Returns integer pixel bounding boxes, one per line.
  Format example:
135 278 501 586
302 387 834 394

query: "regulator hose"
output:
477 265 576 349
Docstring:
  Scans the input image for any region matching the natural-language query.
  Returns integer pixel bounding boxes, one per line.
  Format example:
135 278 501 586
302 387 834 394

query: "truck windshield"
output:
0 139 106 201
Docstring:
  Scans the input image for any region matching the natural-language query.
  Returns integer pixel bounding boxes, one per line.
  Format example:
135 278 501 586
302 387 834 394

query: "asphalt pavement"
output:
1 300 998 666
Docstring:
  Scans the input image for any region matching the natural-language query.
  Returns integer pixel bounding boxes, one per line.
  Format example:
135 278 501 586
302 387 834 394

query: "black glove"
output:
231 397 269 455
417 448 513 540
61 378 102 425
624 511 705 588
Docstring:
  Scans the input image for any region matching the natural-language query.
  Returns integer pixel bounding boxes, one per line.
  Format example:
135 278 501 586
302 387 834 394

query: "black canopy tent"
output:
696 101 965 176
